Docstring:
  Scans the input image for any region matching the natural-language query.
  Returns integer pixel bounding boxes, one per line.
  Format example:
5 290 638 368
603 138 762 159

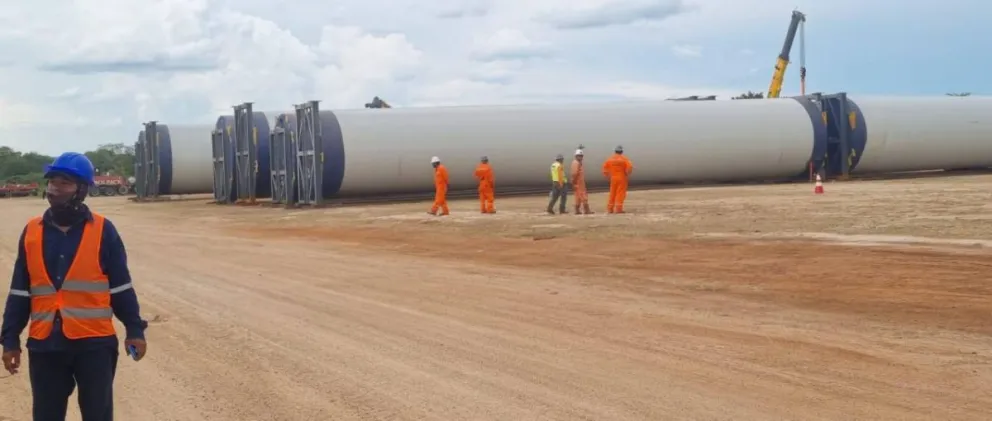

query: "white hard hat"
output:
430 156 440 164
574 149 584 156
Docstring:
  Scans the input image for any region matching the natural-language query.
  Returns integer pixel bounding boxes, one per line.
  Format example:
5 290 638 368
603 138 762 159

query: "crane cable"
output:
799 17 806 95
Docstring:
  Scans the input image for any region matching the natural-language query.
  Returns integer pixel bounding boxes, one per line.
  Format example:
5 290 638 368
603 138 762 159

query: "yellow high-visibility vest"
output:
550 162 566 183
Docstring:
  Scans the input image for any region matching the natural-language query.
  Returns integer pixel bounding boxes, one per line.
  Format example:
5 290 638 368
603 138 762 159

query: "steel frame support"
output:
294 100 323 206
269 123 296 207
233 102 258 202
142 121 161 198
808 92 856 179
269 127 285 204
211 128 230 203
133 139 146 199
836 92 851 178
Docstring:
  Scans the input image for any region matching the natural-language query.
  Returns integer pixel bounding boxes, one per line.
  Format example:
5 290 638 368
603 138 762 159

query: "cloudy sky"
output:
0 0 989 155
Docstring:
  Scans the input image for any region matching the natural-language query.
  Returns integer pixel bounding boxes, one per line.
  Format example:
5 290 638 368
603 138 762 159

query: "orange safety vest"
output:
24 212 116 340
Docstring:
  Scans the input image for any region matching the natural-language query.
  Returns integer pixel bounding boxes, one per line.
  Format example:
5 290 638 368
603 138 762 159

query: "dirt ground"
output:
1 174 991 420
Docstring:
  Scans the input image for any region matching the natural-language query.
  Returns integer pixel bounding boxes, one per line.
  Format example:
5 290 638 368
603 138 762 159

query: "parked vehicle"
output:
90 175 132 196
0 181 40 198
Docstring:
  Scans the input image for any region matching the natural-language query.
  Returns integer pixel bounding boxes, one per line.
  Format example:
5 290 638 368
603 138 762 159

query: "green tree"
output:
733 91 765 99
946 92 972 97
0 143 135 185
86 144 135 178
0 147 54 184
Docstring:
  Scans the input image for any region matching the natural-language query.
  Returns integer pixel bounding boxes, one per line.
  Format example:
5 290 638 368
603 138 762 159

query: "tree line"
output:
0 143 135 184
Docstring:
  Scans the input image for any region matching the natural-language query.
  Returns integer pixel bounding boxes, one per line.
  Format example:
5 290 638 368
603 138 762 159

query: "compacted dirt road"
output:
0 174 990 420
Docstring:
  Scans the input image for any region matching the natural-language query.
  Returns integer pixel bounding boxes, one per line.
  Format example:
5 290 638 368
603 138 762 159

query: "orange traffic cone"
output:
814 174 824 194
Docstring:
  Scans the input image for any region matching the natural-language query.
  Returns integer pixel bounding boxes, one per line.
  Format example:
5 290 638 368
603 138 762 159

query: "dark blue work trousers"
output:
29 347 119 421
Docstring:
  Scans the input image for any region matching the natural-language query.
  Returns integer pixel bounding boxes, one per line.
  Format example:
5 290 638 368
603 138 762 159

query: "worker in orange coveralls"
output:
428 156 450 216
602 145 633 213
474 156 496 214
570 149 593 215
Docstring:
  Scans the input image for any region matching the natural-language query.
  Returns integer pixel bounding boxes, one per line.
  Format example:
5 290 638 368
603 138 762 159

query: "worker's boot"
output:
583 203 594 214
427 210 437 216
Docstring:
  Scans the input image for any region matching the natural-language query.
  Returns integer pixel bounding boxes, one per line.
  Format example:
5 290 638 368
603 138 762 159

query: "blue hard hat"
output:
44 152 96 185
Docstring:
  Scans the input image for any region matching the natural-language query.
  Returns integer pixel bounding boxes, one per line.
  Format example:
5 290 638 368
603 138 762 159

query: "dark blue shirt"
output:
0 207 146 352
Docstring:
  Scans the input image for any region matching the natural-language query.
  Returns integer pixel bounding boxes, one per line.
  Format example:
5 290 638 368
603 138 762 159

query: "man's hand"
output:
2 349 21 375
124 338 147 362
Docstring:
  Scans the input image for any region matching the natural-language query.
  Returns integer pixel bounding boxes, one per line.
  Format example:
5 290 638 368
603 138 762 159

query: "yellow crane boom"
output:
767 10 806 98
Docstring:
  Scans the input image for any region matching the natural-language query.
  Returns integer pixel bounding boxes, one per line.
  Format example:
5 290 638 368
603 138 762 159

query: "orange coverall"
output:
602 153 633 213
570 159 589 212
430 164 450 215
474 162 495 213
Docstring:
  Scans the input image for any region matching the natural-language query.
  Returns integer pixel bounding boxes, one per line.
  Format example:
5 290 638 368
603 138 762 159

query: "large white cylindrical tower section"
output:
165 124 215 194
330 99 821 196
852 96 992 173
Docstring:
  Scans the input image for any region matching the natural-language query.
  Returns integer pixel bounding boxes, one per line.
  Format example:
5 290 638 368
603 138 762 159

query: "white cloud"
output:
408 70 741 106
0 98 47 129
671 44 702 57
469 61 526 83
0 97 123 130
0 0 861 154
436 0 491 19
471 29 554 61
535 0 693 29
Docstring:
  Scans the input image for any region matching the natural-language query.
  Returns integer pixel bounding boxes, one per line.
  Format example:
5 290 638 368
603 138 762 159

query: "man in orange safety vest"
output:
1 152 149 420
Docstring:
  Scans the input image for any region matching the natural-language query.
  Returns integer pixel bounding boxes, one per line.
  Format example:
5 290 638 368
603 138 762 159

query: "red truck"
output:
0 176 133 198
0 181 40 198
91 175 132 196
